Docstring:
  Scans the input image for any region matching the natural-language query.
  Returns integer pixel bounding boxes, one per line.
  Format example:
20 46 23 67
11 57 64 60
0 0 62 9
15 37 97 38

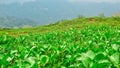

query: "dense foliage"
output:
0 25 120 68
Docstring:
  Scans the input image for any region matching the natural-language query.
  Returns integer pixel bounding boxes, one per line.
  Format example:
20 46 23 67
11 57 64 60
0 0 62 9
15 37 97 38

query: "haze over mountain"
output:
0 0 120 27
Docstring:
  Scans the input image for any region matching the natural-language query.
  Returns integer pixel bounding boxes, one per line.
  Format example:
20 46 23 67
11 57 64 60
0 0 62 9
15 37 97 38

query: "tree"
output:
78 15 85 18
113 12 120 17
98 13 105 18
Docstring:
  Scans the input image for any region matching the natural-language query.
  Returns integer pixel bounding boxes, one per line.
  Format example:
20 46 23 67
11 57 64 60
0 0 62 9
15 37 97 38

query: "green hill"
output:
0 17 120 35
0 17 120 68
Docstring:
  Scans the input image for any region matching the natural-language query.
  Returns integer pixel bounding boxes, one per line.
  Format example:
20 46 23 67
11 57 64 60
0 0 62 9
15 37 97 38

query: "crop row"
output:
0 25 120 68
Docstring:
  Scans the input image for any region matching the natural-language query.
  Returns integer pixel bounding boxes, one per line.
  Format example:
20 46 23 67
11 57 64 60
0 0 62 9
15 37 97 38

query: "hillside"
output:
0 17 120 68
0 17 120 35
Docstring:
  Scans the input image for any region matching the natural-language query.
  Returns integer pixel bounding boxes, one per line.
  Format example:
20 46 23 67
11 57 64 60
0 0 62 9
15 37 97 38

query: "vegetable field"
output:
0 17 120 68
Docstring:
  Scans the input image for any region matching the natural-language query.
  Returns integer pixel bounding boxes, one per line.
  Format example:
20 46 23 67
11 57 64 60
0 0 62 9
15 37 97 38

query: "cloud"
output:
68 0 120 3
0 0 36 4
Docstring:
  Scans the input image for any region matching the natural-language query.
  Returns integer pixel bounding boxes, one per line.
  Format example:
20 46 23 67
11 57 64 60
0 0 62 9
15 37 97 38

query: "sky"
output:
68 0 120 3
0 0 36 4
0 0 120 24
0 0 120 4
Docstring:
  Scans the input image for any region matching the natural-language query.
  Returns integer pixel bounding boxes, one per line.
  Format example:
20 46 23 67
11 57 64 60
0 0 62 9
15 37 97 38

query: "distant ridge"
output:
0 16 38 28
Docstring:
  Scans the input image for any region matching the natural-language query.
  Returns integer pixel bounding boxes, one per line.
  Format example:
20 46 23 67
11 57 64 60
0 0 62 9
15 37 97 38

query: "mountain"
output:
0 0 120 25
0 16 37 28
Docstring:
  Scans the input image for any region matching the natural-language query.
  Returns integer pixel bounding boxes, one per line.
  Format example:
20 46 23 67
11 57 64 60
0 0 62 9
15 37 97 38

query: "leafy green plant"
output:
0 18 120 68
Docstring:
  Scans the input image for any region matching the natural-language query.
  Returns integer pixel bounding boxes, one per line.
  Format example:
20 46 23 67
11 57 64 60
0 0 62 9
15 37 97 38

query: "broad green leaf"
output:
7 57 13 62
25 57 35 67
109 52 119 68
94 53 107 61
85 50 96 60
111 44 119 51
81 57 93 68
40 55 49 65
92 62 111 68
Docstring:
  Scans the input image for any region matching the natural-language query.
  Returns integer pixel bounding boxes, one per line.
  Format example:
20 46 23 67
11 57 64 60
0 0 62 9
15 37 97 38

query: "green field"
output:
0 17 120 68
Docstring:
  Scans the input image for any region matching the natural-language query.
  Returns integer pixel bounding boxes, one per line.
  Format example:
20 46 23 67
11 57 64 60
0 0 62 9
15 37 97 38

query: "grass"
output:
0 17 120 68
